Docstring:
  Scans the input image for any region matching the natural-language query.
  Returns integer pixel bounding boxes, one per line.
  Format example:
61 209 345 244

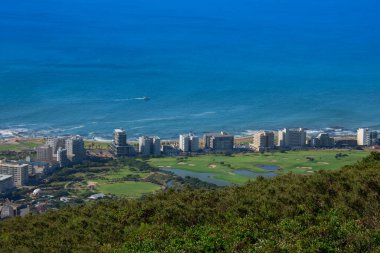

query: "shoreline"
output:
0 126 369 143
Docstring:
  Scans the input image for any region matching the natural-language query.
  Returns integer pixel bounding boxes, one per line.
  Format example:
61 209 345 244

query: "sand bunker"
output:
318 162 329 165
208 164 217 169
297 166 313 170
271 160 278 162
188 164 195 166
178 162 187 165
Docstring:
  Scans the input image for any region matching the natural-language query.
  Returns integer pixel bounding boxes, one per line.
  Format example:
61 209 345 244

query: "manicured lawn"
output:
104 166 149 180
149 150 370 185
97 182 161 197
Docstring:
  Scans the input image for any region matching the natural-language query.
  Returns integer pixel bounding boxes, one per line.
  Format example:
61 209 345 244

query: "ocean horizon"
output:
1 0 380 139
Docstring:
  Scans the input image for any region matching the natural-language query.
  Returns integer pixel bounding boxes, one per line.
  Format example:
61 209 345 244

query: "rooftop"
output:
204 132 233 137
0 174 13 181
0 161 29 168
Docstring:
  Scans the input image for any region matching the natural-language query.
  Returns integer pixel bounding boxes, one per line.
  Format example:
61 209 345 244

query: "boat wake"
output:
113 97 150 102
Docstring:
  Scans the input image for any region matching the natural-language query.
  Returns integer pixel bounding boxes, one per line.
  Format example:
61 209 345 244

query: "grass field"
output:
103 166 149 179
0 139 45 151
84 141 111 150
97 181 161 197
67 164 160 198
149 150 370 185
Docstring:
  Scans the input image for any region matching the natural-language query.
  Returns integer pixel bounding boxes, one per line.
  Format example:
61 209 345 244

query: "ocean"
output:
1 0 380 140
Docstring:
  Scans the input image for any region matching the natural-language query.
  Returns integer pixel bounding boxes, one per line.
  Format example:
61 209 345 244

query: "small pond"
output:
234 169 277 178
256 165 280 171
162 168 231 186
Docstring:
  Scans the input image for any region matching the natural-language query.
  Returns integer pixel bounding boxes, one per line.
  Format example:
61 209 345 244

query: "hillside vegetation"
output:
1 153 380 252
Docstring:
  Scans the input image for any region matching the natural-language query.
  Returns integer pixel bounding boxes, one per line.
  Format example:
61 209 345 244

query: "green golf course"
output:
149 150 370 185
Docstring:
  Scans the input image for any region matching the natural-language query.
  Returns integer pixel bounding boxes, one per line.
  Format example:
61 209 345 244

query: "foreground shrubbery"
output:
1 153 380 252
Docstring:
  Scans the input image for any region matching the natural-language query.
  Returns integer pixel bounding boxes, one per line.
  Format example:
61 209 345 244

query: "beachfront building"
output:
179 133 199 152
138 136 161 156
110 129 136 157
334 138 358 148
0 175 14 193
0 161 29 187
252 131 275 152
47 137 66 158
57 148 69 168
65 136 86 163
278 128 307 149
203 132 234 153
318 133 335 147
357 128 378 146
309 133 335 148
36 145 53 163
162 145 180 156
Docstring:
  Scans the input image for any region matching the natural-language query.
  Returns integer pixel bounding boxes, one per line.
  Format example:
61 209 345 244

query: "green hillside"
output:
1 153 380 252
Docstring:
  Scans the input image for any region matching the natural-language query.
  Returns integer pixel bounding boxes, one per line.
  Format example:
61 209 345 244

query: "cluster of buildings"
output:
0 155 61 188
0 200 30 219
109 127 379 158
36 136 86 167
110 129 234 156
0 136 87 194
110 129 235 157
251 128 378 151
1 127 378 195
0 158 51 193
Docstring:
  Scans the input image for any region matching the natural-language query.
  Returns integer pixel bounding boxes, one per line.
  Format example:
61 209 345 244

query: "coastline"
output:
0 126 368 143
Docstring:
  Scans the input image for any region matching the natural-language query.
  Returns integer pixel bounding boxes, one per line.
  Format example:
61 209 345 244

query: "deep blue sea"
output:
1 0 380 139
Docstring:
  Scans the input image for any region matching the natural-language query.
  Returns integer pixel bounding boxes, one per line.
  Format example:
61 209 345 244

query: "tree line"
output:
0 152 380 252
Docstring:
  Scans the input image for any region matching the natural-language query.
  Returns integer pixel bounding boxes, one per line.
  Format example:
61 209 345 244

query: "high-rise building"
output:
114 129 127 146
162 145 180 156
46 137 66 157
139 136 152 156
357 128 378 146
0 175 14 193
65 136 86 163
0 161 29 187
179 134 190 152
152 137 161 156
36 145 53 163
317 133 335 147
110 129 135 157
179 133 199 152
57 148 69 168
278 128 307 148
203 132 234 152
308 133 335 148
138 136 161 156
252 131 275 151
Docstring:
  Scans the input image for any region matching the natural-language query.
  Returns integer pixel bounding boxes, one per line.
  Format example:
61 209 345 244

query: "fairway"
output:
149 150 370 185
97 181 161 197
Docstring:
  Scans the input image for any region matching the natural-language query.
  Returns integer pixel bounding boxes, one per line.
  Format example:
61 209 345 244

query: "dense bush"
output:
1 153 380 252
